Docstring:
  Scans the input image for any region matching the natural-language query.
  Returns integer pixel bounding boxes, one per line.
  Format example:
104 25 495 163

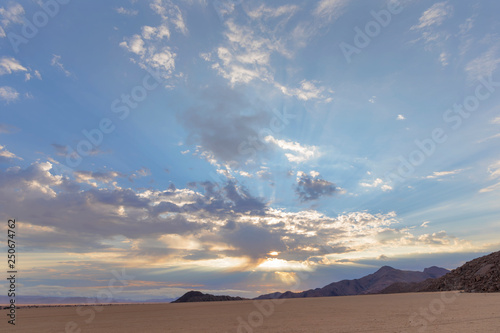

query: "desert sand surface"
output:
2 292 500 332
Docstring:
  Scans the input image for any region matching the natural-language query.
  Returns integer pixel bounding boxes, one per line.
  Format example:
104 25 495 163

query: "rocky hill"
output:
256 266 448 300
172 291 246 303
421 250 500 293
380 250 500 294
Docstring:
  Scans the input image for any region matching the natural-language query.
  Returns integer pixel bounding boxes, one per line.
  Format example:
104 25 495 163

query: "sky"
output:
0 0 500 301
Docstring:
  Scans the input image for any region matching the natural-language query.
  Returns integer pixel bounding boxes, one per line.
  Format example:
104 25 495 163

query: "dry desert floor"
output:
2 292 500 332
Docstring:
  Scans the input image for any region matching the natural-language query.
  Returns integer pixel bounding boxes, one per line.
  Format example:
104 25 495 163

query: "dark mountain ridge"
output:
381 250 500 294
256 266 448 300
172 291 247 303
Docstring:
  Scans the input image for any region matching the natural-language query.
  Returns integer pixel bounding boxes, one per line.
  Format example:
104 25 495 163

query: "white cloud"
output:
120 34 145 55
421 221 430 228
209 20 274 86
465 45 500 81
142 25 170 40
492 116 500 125
426 169 464 179
247 4 298 20
479 161 500 193
439 51 449 66
0 26 5 38
264 136 321 163
0 3 25 27
410 2 453 66
411 2 453 30
368 96 376 104
51 55 72 77
0 144 22 161
397 114 405 120
313 0 350 23
120 2 180 81
477 133 500 144
277 80 333 102
25 70 42 82
0 57 27 75
149 0 188 35
360 178 393 192
0 86 19 102
116 7 138 16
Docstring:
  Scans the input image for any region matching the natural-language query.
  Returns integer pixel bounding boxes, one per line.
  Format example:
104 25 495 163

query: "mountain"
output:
421 250 500 293
256 266 448 300
171 291 247 303
380 250 500 294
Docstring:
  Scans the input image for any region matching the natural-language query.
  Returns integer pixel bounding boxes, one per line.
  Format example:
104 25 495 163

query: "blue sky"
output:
0 0 500 301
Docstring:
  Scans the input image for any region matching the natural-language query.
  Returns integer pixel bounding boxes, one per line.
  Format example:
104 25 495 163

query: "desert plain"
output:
2 292 500 332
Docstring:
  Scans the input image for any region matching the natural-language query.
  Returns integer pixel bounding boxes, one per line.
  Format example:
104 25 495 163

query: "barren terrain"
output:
2 292 500 332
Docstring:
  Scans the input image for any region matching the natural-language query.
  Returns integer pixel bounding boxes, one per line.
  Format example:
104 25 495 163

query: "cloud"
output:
74 170 124 186
277 80 333 102
246 4 298 20
0 57 27 75
179 86 271 166
221 223 286 260
51 55 72 77
0 157 474 278
0 3 25 28
411 2 453 31
120 34 146 55
0 144 22 163
295 171 337 202
120 3 178 81
417 231 455 246
150 0 188 35
426 169 464 179
465 45 500 81
313 0 350 23
51 142 107 158
359 178 392 191
0 86 19 102
129 167 152 181
397 114 405 120
0 26 5 38
265 136 321 163
410 2 453 66
116 7 138 16
25 69 42 81
0 123 18 134
479 161 500 193
142 25 170 40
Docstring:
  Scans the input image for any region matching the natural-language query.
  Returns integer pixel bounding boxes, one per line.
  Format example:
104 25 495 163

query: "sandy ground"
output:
1 292 500 332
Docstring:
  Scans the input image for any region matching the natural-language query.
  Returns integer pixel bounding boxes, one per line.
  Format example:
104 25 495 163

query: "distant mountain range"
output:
5 251 499 305
0 295 176 306
171 291 247 303
255 266 449 300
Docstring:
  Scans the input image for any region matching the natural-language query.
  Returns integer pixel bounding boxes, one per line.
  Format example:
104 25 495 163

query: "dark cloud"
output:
295 172 337 202
52 143 68 156
186 181 267 215
222 223 286 260
178 86 272 165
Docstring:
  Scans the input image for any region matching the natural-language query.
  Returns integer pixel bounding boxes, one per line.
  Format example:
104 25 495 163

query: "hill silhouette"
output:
172 291 247 303
256 266 448 299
